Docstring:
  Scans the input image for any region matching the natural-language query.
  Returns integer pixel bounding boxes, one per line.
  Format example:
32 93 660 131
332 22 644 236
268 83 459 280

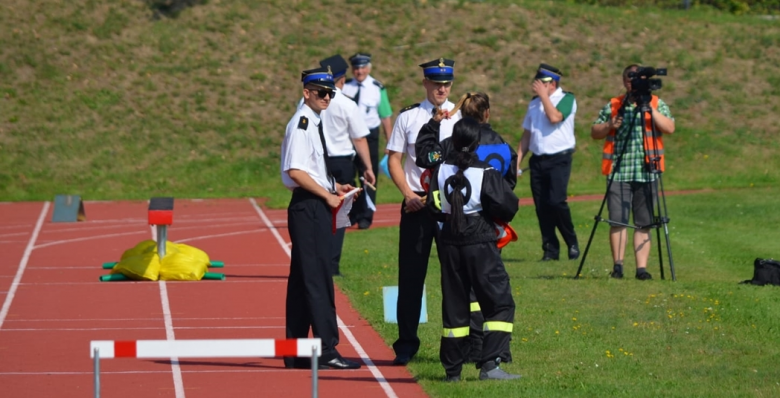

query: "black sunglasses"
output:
307 87 335 99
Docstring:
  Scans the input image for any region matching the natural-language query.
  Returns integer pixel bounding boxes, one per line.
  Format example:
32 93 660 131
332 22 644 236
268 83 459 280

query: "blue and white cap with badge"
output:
534 63 562 82
349 53 372 68
301 66 336 90
419 58 455 83
319 54 349 79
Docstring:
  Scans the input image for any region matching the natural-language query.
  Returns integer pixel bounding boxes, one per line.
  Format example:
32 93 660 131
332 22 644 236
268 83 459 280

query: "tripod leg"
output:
575 221 600 279
655 223 665 280
656 175 676 281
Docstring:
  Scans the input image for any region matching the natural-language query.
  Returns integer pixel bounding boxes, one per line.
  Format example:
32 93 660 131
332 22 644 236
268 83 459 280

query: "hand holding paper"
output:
331 188 361 233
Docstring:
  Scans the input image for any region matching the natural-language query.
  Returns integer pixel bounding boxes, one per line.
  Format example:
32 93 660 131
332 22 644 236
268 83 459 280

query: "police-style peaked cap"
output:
419 58 455 83
301 66 336 90
349 53 372 67
535 63 562 82
320 55 349 79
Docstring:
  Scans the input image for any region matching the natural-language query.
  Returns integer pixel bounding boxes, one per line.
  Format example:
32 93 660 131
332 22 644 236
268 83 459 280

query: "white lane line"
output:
175 229 267 244
0 202 49 330
4 316 284 322
0 368 362 376
152 225 186 398
27 263 288 270
159 281 186 398
34 230 148 249
250 198 398 398
16 280 286 286
249 198 290 257
0 325 292 332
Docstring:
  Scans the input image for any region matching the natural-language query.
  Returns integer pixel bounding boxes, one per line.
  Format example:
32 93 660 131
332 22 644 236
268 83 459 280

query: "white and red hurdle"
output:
90 338 322 398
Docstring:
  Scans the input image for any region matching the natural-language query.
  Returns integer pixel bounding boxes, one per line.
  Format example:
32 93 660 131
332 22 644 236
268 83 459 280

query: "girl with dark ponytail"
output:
428 117 521 382
416 92 519 366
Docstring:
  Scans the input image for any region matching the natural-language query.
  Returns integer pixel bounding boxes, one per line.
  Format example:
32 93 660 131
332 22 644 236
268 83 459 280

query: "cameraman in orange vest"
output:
590 64 675 280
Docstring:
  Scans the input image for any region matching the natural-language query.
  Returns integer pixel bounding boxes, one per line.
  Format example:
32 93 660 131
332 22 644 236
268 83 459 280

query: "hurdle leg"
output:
156 224 167 259
311 345 318 398
93 347 100 398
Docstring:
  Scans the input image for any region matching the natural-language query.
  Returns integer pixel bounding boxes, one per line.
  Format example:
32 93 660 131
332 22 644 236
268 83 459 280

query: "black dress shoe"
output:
568 245 580 260
392 353 411 365
541 254 559 261
322 356 361 369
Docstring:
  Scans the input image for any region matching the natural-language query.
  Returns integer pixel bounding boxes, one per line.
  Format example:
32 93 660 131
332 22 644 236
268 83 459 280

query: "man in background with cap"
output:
280 66 361 370
342 53 394 230
317 54 376 276
386 57 461 366
517 63 580 262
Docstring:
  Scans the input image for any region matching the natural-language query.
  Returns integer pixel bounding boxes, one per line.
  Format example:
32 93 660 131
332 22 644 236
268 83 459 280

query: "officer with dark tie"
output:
281 65 361 370
385 58 462 365
317 54 375 276
341 53 394 229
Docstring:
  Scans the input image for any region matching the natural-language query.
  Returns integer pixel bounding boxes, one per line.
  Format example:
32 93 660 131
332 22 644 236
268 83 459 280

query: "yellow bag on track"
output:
111 240 161 281
158 242 210 281
111 240 210 281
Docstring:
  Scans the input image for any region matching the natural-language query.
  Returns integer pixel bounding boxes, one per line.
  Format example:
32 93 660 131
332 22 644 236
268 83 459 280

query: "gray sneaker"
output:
480 366 521 380
479 361 521 380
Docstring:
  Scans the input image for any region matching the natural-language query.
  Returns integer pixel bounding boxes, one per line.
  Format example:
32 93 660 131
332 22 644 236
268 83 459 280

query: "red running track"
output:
0 199 426 398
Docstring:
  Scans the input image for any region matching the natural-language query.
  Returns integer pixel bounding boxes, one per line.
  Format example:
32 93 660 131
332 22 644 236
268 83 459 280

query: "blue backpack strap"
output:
476 143 512 176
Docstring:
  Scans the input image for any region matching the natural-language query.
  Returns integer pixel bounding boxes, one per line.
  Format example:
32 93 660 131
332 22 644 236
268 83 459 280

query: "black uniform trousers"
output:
284 188 340 367
392 195 438 358
439 241 515 376
529 150 578 258
351 127 380 225
329 155 356 276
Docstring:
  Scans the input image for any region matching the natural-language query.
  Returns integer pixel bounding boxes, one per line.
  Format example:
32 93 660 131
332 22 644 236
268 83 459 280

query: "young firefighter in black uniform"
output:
280 66 361 370
428 117 520 381
416 92 517 364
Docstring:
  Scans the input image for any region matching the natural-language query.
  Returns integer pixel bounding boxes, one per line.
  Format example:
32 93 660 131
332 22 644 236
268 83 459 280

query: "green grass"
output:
1 1 780 204
337 187 780 397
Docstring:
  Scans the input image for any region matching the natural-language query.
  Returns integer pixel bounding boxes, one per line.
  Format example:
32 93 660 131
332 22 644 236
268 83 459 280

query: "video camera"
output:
627 66 667 106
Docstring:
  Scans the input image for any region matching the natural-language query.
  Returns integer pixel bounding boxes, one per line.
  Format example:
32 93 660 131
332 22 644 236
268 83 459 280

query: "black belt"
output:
534 148 575 159
329 154 355 160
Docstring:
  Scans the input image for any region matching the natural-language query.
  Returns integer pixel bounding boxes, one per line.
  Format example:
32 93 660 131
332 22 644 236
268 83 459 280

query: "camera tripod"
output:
574 94 676 281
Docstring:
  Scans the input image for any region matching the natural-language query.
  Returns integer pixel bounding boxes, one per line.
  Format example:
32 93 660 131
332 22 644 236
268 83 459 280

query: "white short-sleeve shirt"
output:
522 87 577 155
386 98 462 192
342 75 382 129
280 104 334 192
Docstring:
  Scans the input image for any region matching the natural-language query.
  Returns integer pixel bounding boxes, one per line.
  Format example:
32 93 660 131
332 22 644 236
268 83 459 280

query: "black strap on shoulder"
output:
373 80 385 89
400 103 420 114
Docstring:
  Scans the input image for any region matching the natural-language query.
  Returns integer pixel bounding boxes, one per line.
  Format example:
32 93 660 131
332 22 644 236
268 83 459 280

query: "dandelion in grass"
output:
363 291 369 296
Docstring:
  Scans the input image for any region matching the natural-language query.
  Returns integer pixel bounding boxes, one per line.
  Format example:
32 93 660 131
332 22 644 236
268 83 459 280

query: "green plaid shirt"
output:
593 98 673 182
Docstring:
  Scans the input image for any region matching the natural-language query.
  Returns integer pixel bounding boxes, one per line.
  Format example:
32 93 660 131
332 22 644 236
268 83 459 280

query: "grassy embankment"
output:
1 0 779 204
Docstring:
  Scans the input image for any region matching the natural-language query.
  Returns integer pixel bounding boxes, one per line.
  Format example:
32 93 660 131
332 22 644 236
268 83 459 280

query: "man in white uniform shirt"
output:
342 53 394 229
517 63 580 262
280 66 360 370
385 58 462 366
318 54 376 276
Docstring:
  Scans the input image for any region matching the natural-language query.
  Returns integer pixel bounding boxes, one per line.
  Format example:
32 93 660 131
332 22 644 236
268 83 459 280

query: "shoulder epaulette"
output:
564 91 575 96
532 95 539 100
373 80 385 89
400 103 420 114
345 78 354 84
298 116 308 130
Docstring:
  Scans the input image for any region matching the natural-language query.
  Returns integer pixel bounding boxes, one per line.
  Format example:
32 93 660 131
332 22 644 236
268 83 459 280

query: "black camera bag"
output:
741 258 780 286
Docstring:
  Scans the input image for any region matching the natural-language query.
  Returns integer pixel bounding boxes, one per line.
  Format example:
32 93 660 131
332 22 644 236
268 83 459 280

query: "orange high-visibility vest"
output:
601 94 665 175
